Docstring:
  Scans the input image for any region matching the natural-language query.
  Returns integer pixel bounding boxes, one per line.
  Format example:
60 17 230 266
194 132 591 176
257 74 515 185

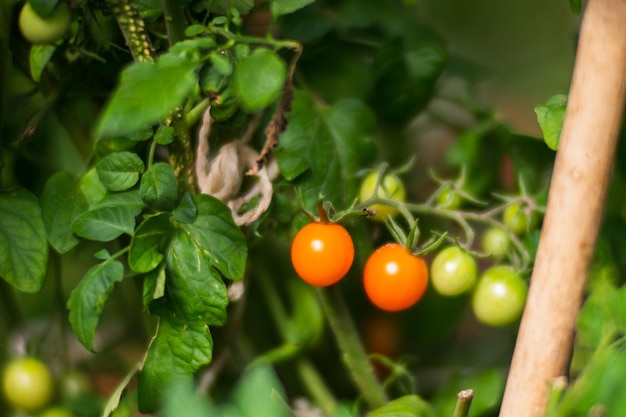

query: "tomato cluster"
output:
290 171 535 326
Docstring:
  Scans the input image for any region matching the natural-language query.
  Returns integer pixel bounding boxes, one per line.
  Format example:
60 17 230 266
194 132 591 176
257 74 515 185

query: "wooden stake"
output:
498 0 626 416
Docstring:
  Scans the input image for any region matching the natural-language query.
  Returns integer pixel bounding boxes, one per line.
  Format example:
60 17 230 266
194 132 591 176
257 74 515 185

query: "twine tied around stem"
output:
195 107 276 226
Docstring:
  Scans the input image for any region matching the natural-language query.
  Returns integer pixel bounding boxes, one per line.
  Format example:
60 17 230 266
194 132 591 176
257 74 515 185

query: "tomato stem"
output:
296 358 338 415
452 389 474 417
316 286 388 410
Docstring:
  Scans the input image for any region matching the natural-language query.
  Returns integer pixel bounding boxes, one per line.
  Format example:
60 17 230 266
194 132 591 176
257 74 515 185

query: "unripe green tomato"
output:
2 357 54 412
481 227 510 258
39 407 75 417
431 246 477 296
359 171 406 221
18 2 71 45
503 203 538 235
472 266 527 327
435 186 462 210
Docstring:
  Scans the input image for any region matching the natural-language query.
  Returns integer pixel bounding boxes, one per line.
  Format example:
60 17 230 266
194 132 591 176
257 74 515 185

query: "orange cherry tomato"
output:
291 222 355 286
363 243 428 312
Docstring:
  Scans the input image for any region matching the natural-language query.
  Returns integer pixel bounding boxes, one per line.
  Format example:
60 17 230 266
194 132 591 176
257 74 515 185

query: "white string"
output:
195 107 274 226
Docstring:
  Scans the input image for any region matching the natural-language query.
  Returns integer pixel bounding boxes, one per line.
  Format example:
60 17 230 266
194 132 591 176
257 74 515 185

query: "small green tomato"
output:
18 2 71 45
2 357 53 412
472 266 528 327
359 171 406 221
431 246 478 296
481 227 510 258
503 202 538 235
435 185 462 210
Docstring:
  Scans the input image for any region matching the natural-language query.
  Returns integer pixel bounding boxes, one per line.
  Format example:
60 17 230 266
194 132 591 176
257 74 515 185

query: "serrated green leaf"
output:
67 258 124 351
140 163 178 210
231 363 290 417
172 192 197 224
30 44 56 82
96 151 145 192
96 61 199 138
233 48 286 112
138 211 235 412
535 94 567 151
154 125 175 145
275 89 376 211
71 191 144 242
129 213 172 273
40 172 81 254
271 0 315 17
178 194 247 280
367 395 434 417
101 364 139 417
0 188 49 293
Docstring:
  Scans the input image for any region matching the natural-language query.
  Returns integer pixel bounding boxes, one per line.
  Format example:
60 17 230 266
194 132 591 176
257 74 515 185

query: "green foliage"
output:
535 94 567 151
2 1 625 417
0 188 48 292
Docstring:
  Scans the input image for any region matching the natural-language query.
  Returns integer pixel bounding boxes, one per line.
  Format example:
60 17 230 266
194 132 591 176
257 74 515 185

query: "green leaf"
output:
29 44 56 82
233 48 287 112
0 188 49 293
172 192 197 224
96 61 199 138
96 151 145 192
271 0 315 17
140 162 178 210
576 281 626 351
535 94 567 151
154 125 175 145
129 213 172 273
275 89 376 211
79 167 108 207
372 39 446 124
29 0 60 16
230 363 291 417
137 230 229 412
101 364 139 417
162 375 215 417
209 52 233 76
177 194 247 280
366 395 434 417
71 191 144 242
67 257 125 351
142 265 166 308
40 172 81 254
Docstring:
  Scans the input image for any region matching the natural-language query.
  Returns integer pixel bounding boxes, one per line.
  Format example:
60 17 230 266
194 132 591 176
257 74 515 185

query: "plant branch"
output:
453 389 474 417
498 0 626 416
316 286 387 410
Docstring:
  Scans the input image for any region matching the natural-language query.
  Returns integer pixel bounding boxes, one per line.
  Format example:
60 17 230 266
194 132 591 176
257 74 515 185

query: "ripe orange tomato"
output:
291 222 354 286
363 243 428 312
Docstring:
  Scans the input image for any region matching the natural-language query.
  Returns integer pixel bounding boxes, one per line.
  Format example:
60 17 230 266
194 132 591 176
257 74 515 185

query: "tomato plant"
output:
471 266 528 327
2 357 53 412
363 243 429 312
18 1 71 45
291 222 354 286
431 246 478 296
1 1 623 417
359 171 407 221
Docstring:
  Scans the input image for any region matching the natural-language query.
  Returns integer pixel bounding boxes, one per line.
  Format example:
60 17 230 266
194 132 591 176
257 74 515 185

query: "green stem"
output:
161 0 186 46
296 358 338 415
107 0 154 62
169 113 196 193
316 286 387 409
452 389 474 417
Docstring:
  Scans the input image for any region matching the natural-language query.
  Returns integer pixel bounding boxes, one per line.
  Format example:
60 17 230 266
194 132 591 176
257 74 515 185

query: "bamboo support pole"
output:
498 0 626 416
